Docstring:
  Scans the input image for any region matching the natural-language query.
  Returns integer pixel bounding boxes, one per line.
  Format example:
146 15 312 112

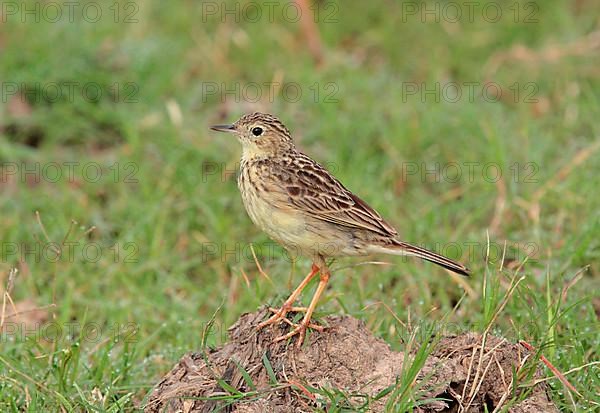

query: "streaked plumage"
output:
210 112 469 347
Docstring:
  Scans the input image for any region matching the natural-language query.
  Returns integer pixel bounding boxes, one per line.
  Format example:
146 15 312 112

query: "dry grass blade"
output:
464 339 507 411
489 177 507 235
1 268 20 330
459 345 479 411
532 361 600 386
287 379 316 401
532 140 600 203
448 271 477 298
295 0 324 65
519 340 582 399
518 140 600 222
239 268 251 288
560 266 588 304
249 243 273 284
362 301 407 329
491 354 528 413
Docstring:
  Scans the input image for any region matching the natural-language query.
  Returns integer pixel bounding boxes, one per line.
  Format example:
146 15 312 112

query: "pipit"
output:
210 112 469 347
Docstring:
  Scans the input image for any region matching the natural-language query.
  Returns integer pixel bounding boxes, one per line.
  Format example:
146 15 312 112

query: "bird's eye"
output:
251 127 263 137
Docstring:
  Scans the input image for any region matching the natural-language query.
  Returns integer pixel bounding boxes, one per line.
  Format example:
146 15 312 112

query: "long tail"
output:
384 240 470 276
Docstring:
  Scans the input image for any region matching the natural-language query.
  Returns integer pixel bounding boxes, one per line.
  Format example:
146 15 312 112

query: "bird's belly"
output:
241 193 352 258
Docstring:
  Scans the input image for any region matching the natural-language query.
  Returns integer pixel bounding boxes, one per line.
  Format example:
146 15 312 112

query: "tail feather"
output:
386 240 470 276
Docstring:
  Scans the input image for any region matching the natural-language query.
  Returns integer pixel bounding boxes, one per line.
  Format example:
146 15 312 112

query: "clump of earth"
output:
145 309 558 412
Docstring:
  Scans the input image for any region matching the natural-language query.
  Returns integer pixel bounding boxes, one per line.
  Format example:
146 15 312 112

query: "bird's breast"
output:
237 161 324 255
238 162 303 236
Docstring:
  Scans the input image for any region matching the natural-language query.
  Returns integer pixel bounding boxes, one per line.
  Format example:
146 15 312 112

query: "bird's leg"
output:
274 266 330 348
257 264 320 329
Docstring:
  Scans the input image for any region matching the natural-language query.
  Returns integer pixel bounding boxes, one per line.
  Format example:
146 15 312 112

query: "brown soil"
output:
144 309 558 412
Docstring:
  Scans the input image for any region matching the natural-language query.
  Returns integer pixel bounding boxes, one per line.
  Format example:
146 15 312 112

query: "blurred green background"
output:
0 0 599 410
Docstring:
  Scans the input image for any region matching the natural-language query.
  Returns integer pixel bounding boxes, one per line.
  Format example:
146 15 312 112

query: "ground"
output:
145 309 558 412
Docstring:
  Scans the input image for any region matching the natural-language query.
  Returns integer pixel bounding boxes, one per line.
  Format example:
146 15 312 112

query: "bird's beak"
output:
209 124 236 133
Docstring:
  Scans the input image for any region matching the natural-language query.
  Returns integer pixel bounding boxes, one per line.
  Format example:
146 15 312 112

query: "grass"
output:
1 0 599 411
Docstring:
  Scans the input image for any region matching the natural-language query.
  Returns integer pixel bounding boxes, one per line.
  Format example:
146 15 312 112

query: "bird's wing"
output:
270 153 398 237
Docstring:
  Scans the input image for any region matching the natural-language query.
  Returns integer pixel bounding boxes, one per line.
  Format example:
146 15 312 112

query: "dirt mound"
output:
144 309 558 412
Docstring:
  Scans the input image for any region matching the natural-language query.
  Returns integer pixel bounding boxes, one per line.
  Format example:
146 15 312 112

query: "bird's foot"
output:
257 302 298 329
257 304 323 347
273 318 324 348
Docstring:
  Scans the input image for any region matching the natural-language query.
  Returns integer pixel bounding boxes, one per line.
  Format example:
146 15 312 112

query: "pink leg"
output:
257 264 320 329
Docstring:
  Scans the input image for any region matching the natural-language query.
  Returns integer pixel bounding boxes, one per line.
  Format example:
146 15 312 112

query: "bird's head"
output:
210 112 295 159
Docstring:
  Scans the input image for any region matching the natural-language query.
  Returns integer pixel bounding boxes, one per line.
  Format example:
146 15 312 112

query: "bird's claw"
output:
257 303 295 329
258 304 323 347
273 319 323 348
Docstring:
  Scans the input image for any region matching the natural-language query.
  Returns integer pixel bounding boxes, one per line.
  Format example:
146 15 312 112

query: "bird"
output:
210 112 469 347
